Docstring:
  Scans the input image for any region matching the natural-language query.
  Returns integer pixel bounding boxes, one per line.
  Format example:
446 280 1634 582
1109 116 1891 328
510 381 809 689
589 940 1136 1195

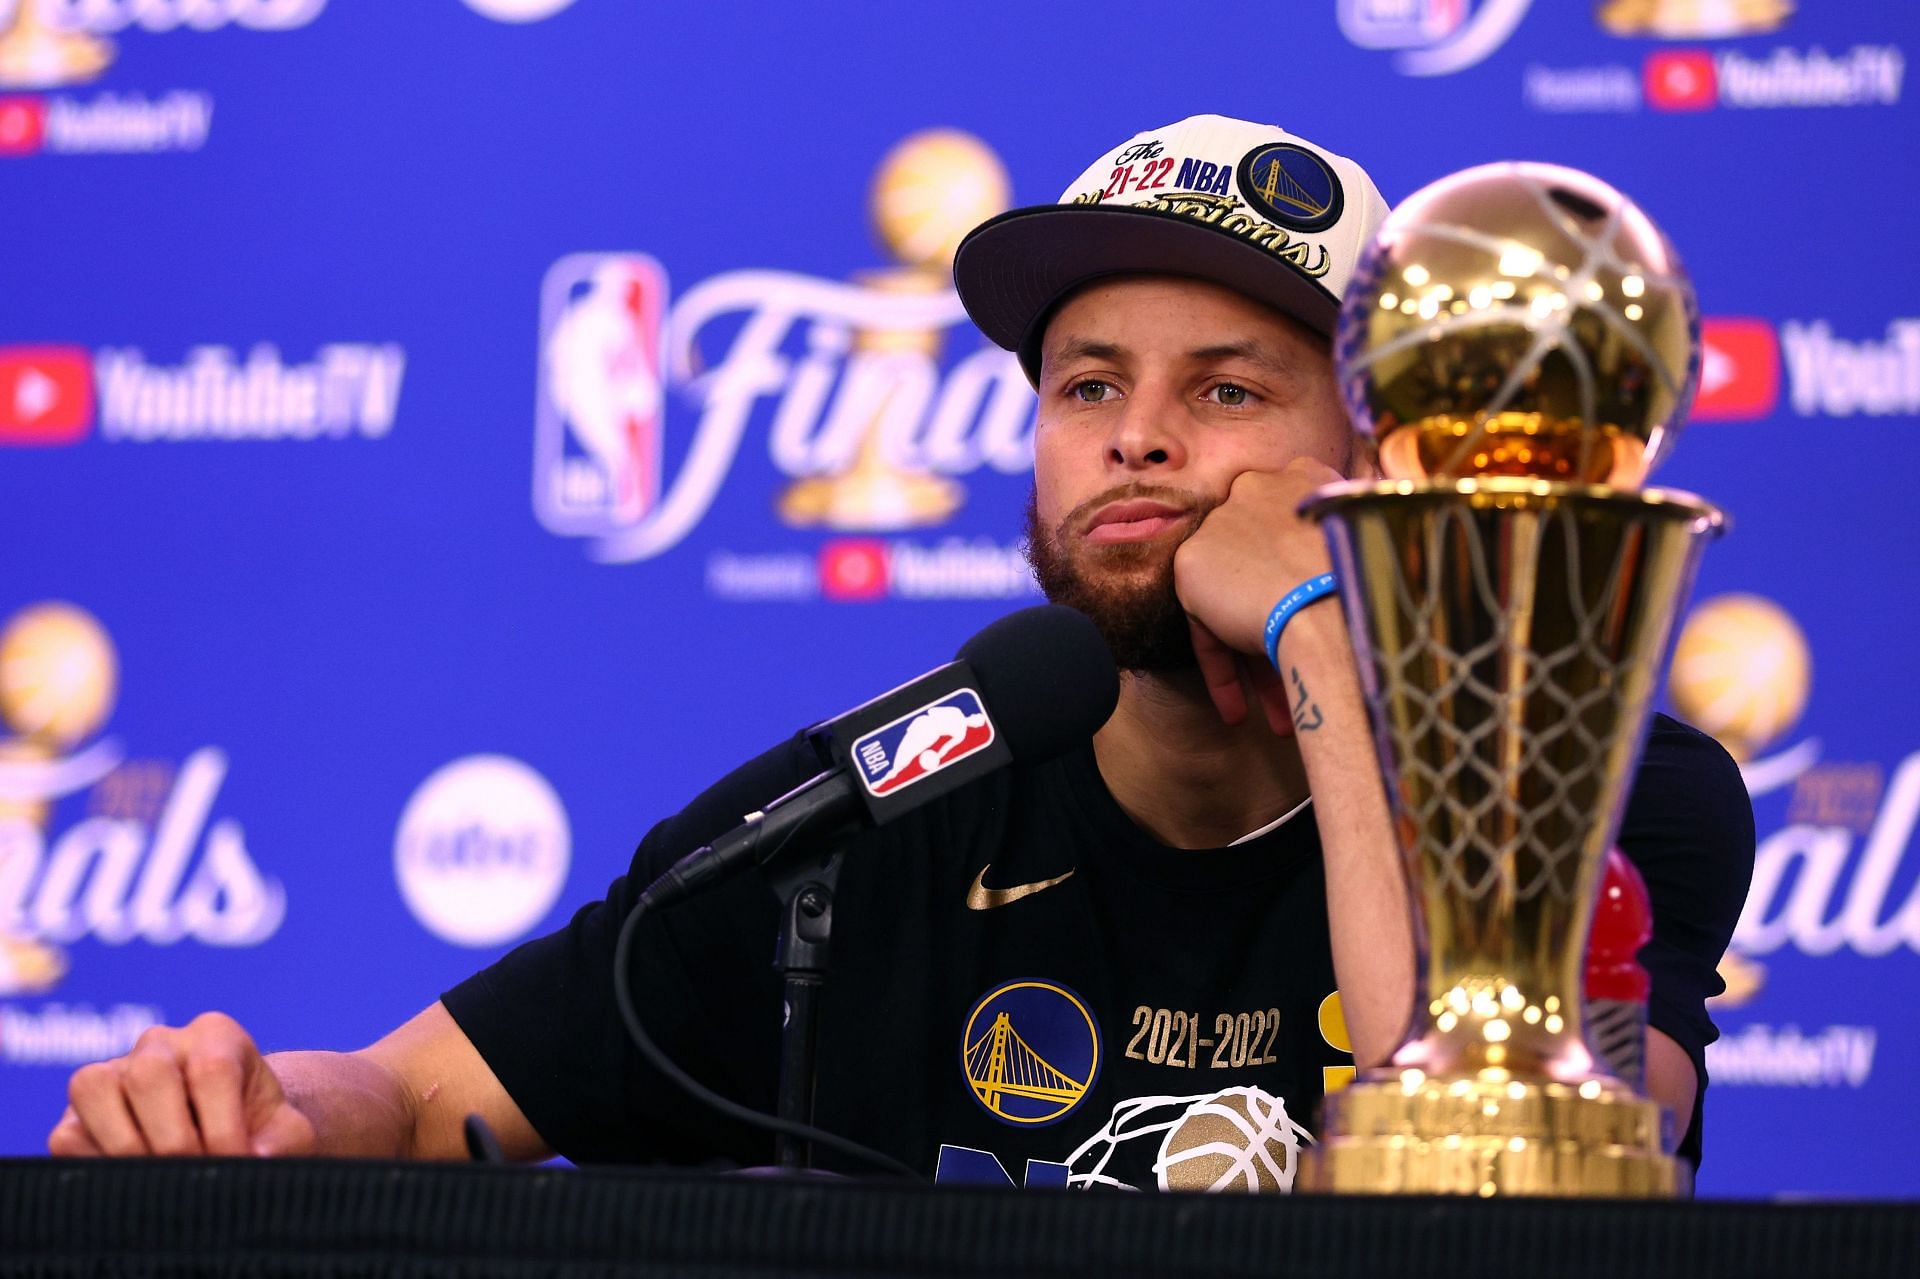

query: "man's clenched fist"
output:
1173 458 1348 731
48 1012 316 1158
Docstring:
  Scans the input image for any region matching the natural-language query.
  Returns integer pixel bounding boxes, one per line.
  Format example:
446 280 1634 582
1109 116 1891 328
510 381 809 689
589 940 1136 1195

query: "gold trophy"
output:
0 1 113 90
1669 593 1810 1011
0 601 119 995
1597 0 1794 38
778 128 1010 529
1668 594 1810 768
1299 163 1724 1196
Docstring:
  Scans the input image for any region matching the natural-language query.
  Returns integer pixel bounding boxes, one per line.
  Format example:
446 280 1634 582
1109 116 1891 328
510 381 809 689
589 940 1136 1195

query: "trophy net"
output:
1303 478 1722 1197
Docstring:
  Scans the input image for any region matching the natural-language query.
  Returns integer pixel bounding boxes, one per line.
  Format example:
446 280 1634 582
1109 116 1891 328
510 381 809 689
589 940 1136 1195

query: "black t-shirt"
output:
443 713 1752 1187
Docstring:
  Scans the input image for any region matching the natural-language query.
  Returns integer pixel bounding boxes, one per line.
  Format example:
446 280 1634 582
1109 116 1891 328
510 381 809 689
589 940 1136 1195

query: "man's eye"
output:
1208 383 1251 407
1071 380 1113 403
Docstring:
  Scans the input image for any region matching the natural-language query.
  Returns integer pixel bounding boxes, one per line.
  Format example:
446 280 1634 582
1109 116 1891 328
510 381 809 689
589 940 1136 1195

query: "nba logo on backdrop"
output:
532 253 669 538
1337 0 1535 76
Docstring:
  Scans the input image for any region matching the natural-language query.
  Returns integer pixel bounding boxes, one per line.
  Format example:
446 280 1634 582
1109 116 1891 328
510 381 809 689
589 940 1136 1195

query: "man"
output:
48 116 1752 1190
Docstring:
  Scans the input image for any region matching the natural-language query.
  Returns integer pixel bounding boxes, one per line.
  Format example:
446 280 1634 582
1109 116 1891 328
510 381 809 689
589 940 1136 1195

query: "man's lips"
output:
1083 499 1194 545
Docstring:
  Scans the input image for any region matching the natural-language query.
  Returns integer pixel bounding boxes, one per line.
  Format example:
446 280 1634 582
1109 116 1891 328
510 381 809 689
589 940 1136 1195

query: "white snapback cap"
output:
954 114 1391 380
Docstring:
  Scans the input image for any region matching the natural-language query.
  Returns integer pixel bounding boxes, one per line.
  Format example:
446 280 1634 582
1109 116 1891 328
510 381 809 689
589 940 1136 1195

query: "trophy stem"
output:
776 268 963 531
1299 478 1723 1197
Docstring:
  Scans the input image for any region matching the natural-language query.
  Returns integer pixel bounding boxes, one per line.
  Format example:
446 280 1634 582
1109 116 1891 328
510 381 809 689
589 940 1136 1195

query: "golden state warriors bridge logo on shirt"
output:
961 979 1100 1126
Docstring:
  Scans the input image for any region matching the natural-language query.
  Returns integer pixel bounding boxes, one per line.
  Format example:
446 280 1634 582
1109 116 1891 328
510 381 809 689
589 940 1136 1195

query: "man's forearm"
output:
1279 605 1414 1070
266 1050 420 1159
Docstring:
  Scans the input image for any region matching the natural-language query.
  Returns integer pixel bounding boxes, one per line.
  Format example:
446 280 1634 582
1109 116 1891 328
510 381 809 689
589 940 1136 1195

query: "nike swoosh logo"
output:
966 864 1076 911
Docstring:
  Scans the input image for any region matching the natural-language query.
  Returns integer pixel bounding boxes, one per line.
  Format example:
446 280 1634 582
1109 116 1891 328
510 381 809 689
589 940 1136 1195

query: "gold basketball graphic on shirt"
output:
960 979 1099 1125
1156 1087 1310 1193
1667 593 1810 763
1063 1088 1313 1192
0 602 119 747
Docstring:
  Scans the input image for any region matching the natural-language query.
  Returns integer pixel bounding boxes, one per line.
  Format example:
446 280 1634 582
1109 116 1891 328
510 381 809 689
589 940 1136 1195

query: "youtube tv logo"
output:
0 347 95 444
1695 319 1780 421
1645 50 1719 112
0 97 46 156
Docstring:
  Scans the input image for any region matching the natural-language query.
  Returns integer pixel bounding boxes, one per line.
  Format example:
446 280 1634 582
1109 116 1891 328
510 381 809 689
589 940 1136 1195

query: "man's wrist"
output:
1262 573 1340 670
1273 596 1352 671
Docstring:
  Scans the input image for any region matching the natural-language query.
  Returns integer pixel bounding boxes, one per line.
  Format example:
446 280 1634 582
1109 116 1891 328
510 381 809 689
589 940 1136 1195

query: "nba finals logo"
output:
533 253 668 538
1671 595 1918 1001
536 129 1037 566
1338 0 1537 76
0 601 115 994
0 0 328 89
961 979 1099 1126
1669 593 1811 1006
0 601 283 998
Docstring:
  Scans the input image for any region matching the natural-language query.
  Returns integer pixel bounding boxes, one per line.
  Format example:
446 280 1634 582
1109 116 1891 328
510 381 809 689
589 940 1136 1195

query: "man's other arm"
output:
48 1002 548 1161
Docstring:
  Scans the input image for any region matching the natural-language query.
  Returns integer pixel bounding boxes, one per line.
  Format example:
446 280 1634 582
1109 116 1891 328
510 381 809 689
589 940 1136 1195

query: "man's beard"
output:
1022 483 1219 673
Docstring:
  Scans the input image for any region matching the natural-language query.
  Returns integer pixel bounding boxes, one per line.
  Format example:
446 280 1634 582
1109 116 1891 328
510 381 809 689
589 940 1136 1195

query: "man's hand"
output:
1174 454 1416 1067
1173 458 1345 729
49 1012 317 1158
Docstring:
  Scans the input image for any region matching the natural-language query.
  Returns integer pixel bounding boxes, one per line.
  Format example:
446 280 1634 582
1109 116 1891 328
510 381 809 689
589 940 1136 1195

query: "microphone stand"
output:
765 848 845 1171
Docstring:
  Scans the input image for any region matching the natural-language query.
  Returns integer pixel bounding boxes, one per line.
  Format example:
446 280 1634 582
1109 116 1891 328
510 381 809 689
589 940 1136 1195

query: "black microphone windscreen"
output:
956 605 1119 764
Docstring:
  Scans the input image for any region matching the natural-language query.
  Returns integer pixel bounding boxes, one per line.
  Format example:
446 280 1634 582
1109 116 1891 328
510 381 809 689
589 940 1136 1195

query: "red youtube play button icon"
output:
1645 50 1718 112
0 97 47 156
820 539 890 601
1694 319 1779 421
0 347 94 444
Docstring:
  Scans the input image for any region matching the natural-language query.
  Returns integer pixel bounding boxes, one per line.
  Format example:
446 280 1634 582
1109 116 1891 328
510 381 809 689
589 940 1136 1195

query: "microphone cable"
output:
610 819 920 1181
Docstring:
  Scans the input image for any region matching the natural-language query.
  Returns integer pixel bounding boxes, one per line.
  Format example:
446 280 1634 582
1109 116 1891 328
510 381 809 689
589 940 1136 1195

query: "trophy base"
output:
778 468 962 530
1302 1075 1687 1198
0 25 113 91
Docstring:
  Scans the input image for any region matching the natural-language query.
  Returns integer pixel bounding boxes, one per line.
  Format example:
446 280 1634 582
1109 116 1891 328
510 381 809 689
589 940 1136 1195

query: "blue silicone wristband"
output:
1263 573 1340 670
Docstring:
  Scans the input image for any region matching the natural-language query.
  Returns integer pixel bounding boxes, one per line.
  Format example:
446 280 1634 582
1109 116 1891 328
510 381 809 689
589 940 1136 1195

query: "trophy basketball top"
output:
1333 162 1700 489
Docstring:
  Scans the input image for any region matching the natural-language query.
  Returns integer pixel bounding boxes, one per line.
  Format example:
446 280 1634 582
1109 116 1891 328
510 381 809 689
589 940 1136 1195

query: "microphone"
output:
641 604 1118 909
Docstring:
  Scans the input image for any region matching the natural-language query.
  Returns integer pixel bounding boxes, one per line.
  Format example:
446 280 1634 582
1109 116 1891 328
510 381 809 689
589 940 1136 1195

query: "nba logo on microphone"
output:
533 253 668 537
853 690 995 797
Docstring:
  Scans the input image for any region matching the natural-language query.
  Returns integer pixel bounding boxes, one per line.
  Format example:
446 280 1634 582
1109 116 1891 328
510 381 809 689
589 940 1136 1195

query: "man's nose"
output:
1104 385 1187 471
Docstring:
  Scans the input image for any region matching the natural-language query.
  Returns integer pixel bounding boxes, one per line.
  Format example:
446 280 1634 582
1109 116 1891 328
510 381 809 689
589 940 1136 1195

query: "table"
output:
2 1159 1913 1278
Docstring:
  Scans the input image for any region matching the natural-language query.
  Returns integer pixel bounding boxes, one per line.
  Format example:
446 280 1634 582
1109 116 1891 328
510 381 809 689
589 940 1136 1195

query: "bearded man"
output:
50 115 1752 1192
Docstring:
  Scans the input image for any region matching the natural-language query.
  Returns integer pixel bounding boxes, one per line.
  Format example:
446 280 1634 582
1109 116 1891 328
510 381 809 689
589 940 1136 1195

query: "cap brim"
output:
953 204 1343 381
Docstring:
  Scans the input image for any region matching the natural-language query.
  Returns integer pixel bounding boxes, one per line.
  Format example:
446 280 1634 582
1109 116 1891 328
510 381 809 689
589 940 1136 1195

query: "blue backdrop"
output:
1 0 1914 1199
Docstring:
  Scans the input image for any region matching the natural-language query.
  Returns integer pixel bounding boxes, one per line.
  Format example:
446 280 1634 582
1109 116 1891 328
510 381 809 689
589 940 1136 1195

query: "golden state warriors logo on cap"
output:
1237 143 1344 233
962 979 1099 1126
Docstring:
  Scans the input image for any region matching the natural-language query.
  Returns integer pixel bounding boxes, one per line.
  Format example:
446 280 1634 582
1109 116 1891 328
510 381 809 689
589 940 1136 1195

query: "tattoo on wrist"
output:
1289 667 1324 732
